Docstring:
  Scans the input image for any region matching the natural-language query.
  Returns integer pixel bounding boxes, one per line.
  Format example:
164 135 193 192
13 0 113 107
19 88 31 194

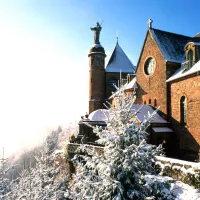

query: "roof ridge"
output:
105 42 135 73
106 42 118 66
152 28 192 39
115 42 135 67
194 32 200 38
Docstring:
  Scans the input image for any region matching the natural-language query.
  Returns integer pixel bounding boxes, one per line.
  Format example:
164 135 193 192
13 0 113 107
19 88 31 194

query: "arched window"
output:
180 96 187 125
154 99 157 107
108 77 118 88
188 50 193 69
149 99 151 105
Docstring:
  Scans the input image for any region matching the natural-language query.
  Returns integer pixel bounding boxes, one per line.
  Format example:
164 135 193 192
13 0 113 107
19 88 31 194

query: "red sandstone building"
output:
135 21 200 161
82 21 200 161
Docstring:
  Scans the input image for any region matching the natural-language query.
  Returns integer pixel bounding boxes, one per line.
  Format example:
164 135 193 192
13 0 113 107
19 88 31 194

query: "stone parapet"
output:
156 156 200 188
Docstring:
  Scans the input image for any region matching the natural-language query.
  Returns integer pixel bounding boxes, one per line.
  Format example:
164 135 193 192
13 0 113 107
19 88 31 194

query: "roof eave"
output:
136 28 167 73
166 70 200 83
135 29 149 73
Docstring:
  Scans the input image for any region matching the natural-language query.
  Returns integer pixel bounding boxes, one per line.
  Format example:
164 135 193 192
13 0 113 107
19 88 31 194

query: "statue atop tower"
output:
88 22 106 114
90 22 102 44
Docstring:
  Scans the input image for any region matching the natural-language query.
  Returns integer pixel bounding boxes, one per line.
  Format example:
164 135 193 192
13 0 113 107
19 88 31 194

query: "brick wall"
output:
89 53 105 113
169 74 200 160
136 31 167 115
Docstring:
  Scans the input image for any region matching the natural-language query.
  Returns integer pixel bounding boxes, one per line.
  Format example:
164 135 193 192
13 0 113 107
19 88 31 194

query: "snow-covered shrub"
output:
65 90 174 199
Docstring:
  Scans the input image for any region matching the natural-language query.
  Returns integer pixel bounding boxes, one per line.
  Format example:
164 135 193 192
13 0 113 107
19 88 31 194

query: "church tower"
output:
88 22 106 114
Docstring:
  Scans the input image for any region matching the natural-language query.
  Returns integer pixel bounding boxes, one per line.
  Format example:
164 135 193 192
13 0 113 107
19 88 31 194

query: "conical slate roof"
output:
105 42 135 73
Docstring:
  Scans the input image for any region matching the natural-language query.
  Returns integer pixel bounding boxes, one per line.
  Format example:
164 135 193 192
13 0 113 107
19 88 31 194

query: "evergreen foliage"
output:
11 146 68 200
66 90 174 199
0 149 14 200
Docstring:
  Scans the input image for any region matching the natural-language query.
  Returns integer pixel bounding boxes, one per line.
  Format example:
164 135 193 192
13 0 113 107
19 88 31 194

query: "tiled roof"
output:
105 42 135 73
150 28 192 63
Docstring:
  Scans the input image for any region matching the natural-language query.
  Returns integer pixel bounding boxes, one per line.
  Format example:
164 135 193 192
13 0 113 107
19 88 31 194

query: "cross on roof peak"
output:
116 29 118 43
147 18 153 29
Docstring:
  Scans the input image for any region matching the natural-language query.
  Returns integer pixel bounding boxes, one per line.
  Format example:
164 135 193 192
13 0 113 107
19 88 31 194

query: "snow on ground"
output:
172 180 200 200
145 175 200 200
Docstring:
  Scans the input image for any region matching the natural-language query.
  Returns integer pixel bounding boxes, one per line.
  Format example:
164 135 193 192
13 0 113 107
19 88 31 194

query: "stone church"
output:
79 21 200 162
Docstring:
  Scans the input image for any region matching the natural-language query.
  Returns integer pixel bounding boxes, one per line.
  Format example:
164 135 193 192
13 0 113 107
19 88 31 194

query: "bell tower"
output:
88 22 106 114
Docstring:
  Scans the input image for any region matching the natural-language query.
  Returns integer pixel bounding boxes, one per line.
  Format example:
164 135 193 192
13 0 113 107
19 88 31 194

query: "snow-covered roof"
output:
166 60 200 82
131 104 168 124
88 105 167 124
105 42 135 73
91 44 104 48
194 32 200 38
152 127 173 133
108 77 137 99
150 28 192 63
89 109 110 121
193 42 200 46
125 77 137 90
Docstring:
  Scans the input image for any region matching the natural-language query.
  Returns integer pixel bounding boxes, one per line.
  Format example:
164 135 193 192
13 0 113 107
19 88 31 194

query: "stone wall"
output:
156 156 200 188
66 143 200 188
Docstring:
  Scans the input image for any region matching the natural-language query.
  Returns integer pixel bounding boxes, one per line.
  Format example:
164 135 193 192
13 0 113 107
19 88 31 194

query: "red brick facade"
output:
136 32 168 115
136 29 200 161
169 75 200 160
88 48 106 113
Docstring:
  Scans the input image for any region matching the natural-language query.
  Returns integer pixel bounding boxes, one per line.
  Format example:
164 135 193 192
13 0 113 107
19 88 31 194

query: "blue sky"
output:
0 0 199 154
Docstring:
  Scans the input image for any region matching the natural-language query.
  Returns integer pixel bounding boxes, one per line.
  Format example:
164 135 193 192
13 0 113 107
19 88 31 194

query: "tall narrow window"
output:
149 99 151 105
188 50 193 69
154 99 157 107
91 58 94 66
180 96 187 125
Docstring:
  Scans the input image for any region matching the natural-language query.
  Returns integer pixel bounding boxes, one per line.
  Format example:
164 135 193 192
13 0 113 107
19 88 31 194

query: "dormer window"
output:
182 42 199 70
188 50 193 69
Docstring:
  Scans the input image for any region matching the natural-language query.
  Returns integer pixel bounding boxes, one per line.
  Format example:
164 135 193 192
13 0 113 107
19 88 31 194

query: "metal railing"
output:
181 60 195 71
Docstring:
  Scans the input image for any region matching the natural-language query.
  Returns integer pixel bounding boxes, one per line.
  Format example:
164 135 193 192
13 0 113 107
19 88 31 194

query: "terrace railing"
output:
181 60 195 71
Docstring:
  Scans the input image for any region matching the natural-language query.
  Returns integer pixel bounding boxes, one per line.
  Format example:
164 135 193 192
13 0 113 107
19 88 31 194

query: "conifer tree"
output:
12 143 68 200
0 148 14 200
66 89 173 200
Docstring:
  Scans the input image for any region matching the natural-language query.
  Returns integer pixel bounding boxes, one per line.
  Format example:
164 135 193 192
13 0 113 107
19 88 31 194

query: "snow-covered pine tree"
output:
0 148 14 200
66 88 173 200
12 143 68 200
